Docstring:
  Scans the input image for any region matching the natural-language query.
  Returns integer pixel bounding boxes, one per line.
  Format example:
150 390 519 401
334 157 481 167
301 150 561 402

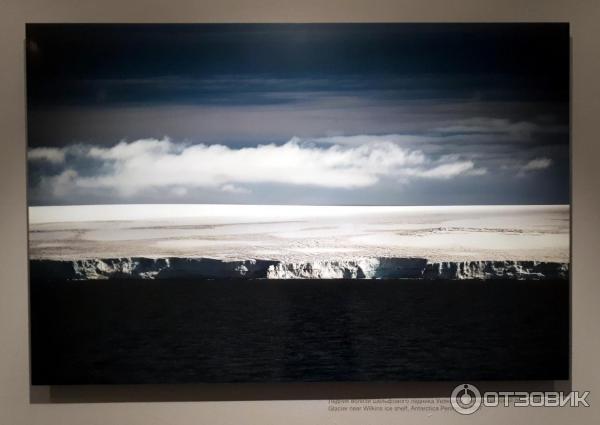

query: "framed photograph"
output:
27 23 570 384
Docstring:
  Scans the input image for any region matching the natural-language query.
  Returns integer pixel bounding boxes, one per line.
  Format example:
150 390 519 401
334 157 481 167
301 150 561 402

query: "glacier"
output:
29 257 569 281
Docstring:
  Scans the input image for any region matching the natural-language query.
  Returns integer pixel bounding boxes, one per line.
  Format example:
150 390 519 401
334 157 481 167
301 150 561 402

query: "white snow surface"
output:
28 204 569 263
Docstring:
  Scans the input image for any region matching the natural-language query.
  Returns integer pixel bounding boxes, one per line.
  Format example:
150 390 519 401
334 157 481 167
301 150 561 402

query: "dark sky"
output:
26 24 570 206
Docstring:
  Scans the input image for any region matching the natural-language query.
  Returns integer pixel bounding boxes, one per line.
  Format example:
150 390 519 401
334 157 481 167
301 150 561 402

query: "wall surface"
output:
1 0 599 424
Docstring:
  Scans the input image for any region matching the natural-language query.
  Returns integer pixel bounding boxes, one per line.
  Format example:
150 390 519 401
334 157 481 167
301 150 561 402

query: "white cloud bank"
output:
31 136 488 197
516 157 553 177
522 157 553 171
27 147 66 164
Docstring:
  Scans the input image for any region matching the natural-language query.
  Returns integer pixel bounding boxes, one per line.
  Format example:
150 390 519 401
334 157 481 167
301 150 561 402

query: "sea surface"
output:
30 278 569 384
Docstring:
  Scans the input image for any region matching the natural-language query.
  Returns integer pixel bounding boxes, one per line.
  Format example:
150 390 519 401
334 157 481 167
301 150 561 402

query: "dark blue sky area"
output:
27 24 569 108
26 24 570 206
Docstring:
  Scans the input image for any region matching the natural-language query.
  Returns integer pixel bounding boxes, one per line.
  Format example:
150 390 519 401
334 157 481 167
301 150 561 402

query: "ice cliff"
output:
29 257 569 281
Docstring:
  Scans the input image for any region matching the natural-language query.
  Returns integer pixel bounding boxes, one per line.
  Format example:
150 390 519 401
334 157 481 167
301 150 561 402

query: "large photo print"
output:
27 24 570 384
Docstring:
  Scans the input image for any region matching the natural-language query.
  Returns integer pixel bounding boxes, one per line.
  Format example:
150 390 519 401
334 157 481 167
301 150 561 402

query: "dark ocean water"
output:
30 279 569 384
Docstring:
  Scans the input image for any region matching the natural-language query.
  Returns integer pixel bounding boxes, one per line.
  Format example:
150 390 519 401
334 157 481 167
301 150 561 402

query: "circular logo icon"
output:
451 383 482 415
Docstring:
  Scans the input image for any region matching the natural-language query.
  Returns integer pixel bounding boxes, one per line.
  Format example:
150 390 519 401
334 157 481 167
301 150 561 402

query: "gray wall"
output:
1 0 599 423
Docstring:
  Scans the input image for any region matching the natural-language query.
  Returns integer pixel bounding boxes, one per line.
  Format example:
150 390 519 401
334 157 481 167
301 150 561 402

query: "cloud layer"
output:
29 136 494 199
25 25 569 206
